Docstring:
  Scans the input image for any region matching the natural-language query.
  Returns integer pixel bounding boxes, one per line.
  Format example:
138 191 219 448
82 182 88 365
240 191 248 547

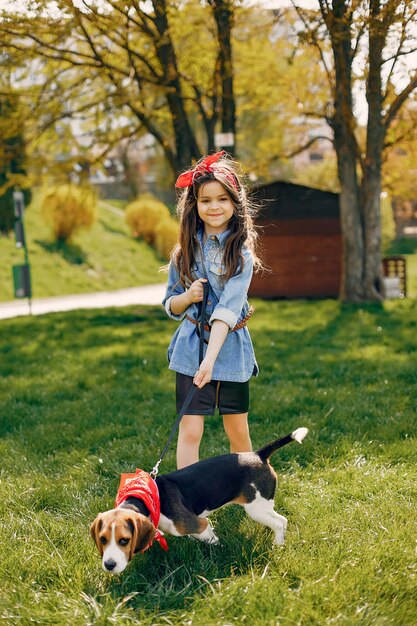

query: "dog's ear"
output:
90 514 104 556
127 514 156 559
135 516 156 554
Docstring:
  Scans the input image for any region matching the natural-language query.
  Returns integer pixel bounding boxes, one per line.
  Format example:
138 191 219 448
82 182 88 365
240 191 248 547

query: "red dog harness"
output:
115 469 168 551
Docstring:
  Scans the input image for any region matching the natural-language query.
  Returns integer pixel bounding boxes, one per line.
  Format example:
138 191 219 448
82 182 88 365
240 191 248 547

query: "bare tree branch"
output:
351 20 367 62
23 95 109 147
291 2 334 90
383 72 417 130
79 9 162 84
267 134 333 164
383 122 417 150
382 5 417 99
88 124 146 167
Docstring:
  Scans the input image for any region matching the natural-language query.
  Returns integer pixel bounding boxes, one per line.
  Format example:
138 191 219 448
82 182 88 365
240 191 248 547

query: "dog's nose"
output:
104 559 117 571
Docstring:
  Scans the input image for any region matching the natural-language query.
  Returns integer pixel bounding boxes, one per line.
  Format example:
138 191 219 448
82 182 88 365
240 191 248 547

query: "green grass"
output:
0 299 416 624
0 193 162 302
102 199 129 211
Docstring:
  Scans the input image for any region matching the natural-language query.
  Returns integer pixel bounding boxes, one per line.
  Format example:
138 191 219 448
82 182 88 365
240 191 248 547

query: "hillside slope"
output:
0 196 163 302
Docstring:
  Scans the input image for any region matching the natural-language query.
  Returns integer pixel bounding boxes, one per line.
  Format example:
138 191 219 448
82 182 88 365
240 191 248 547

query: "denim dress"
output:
162 228 259 383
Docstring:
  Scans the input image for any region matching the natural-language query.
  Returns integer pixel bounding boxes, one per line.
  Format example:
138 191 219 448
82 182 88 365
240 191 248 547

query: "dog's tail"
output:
256 427 308 461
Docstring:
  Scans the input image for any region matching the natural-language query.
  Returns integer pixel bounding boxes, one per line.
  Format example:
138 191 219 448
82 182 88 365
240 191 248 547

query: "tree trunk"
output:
334 125 365 302
327 0 365 302
361 169 384 299
361 0 385 300
211 0 236 156
152 0 201 173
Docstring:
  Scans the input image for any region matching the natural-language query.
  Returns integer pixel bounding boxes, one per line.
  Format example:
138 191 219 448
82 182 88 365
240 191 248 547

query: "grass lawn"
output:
0 298 416 625
0 193 162 302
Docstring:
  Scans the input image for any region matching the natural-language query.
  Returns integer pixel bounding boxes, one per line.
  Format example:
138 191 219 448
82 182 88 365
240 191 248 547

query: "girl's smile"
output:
197 181 234 235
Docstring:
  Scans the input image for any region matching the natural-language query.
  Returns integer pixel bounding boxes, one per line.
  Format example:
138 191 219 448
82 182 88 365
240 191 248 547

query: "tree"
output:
0 0 239 178
0 1 331 187
210 0 236 155
292 0 417 302
234 7 331 180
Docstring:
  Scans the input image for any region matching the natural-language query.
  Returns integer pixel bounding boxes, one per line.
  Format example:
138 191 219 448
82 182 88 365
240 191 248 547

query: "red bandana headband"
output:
175 150 239 193
116 469 169 551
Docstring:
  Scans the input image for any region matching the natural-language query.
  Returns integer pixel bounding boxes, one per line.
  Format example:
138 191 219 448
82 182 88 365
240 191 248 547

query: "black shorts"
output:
176 372 250 415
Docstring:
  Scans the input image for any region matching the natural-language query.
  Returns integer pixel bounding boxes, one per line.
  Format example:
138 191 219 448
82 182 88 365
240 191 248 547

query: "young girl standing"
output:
162 151 262 469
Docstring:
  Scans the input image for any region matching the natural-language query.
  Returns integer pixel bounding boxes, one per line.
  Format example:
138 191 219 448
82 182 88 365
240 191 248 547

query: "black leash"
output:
151 281 208 478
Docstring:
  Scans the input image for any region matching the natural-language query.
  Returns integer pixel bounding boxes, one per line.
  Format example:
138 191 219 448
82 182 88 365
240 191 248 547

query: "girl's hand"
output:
194 357 214 389
187 278 207 303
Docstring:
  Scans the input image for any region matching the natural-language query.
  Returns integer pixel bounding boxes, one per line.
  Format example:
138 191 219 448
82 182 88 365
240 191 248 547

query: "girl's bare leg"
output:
176 414 205 469
222 413 252 453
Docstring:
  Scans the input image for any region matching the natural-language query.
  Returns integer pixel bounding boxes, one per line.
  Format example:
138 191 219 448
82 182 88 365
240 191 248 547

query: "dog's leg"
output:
243 494 288 545
191 525 219 544
160 509 219 544
190 518 219 544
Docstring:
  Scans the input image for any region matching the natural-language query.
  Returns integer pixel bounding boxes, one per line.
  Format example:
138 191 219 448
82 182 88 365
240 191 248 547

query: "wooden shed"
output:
249 181 341 298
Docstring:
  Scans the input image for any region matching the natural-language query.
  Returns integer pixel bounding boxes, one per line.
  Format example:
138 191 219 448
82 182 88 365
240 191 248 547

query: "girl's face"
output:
196 181 234 235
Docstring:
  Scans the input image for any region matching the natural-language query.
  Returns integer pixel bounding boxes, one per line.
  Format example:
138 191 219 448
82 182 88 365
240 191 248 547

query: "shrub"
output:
125 194 170 245
154 216 179 259
41 184 97 243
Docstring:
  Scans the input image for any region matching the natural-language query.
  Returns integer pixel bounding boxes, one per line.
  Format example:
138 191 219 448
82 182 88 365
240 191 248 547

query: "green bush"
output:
154 216 179 259
41 184 97 243
125 193 170 245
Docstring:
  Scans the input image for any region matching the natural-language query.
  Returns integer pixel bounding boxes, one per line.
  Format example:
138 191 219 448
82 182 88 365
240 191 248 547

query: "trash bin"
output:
382 256 406 298
12 264 31 298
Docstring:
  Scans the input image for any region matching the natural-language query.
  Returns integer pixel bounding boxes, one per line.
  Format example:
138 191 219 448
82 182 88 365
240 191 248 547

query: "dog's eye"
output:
119 538 130 546
100 536 108 545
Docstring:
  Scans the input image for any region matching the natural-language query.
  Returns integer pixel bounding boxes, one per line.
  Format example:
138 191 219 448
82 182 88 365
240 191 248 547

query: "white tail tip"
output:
292 427 308 444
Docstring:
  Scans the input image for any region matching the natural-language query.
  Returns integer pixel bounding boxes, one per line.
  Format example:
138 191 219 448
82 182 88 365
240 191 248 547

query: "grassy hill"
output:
0 298 416 624
0 193 163 302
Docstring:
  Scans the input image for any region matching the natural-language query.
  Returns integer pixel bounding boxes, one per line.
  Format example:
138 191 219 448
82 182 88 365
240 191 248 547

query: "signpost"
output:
12 189 32 314
215 132 235 152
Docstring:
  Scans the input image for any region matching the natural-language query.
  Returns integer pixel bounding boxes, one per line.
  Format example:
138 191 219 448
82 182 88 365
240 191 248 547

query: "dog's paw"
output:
188 533 221 546
274 532 286 546
190 524 220 544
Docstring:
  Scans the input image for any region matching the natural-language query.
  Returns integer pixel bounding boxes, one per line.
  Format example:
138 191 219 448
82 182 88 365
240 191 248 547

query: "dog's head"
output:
90 508 156 574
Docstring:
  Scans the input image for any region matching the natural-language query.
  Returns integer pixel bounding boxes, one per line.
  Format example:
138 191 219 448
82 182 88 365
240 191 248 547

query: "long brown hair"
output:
171 154 263 287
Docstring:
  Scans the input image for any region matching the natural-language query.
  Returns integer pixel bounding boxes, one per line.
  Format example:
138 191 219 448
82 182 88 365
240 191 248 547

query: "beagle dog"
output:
91 427 308 573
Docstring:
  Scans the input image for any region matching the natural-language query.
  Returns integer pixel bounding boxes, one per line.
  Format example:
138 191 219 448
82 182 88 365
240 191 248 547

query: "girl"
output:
162 151 262 469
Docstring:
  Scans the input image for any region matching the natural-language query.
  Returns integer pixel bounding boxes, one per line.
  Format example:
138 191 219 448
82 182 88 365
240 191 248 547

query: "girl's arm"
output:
169 291 192 317
170 278 207 316
162 261 186 321
163 260 206 319
209 248 254 329
193 320 229 388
